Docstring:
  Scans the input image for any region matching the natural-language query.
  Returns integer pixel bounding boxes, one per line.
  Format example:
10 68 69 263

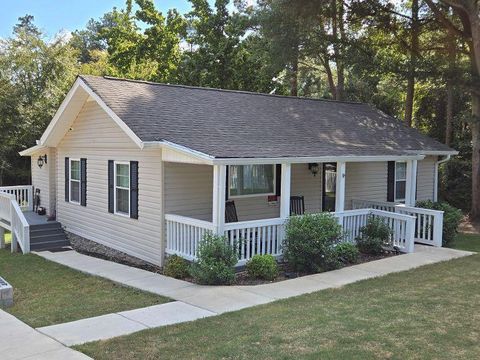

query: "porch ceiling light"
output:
37 154 47 168
308 163 319 176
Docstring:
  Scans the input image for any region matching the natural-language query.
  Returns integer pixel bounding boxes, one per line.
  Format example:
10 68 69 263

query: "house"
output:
0 75 456 266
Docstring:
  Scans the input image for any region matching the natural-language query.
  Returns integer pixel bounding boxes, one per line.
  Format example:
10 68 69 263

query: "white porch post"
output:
405 160 417 206
212 164 226 235
280 163 291 219
335 161 346 212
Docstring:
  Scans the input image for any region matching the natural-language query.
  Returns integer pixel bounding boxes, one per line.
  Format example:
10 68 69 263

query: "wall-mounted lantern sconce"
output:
37 154 48 168
308 163 319 176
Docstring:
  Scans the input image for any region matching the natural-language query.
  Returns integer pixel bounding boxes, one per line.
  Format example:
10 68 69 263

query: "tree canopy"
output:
0 0 478 218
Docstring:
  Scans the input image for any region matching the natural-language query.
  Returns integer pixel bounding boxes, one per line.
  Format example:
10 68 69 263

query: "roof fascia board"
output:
403 150 458 156
212 155 425 165
77 79 144 149
39 78 82 145
19 144 46 156
143 141 215 164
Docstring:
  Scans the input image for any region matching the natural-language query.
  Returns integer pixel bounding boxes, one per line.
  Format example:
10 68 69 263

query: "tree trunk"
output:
469 8 480 220
323 58 337 99
331 0 344 101
445 32 456 146
405 0 419 127
290 47 299 96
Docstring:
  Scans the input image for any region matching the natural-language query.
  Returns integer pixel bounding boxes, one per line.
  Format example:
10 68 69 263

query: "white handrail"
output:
0 192 30 253
395 205 444 247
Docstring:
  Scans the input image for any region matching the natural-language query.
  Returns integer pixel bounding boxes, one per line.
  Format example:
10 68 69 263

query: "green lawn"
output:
449 232 480 252
0 248 170 328
76 234 480 360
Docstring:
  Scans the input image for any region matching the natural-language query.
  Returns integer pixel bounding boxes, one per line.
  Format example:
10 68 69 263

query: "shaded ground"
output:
0 248 170 328
76 234 480 360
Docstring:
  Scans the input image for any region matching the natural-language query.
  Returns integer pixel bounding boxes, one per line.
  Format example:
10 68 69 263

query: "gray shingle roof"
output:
80 75 455 159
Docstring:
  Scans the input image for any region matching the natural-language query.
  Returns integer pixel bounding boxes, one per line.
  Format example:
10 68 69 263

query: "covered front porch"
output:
163 158 444 266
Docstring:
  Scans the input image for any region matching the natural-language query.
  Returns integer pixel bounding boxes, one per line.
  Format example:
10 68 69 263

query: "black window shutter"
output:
275 164 282 196
225 165 229 201
108 160 114 213
387 161 395 202
130 161 139 219
80 158 87 207
65 157 69 202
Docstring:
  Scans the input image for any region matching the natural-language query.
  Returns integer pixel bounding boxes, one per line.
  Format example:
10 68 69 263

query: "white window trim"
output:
228 164 276 199
69 158 81 205
394 161 407 202
114 161 130 217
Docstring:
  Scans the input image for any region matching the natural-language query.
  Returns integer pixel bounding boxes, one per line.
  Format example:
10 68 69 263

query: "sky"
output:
0 0 195 39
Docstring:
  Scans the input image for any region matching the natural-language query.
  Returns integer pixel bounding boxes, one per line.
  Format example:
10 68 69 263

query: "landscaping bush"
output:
246 254 279 281
334 242 359 264
163 255 190 279
416 200 463 246
356 216 392 255
190 233 238 285
283 213 343 273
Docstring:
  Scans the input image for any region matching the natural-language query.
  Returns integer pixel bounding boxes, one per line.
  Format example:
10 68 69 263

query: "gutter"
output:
434 155 452 201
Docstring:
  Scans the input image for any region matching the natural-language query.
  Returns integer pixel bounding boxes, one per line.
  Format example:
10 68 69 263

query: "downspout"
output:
434 155 451 201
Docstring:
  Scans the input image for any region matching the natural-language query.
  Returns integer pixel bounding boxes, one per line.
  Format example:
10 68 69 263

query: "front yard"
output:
0 248 170 328
76 234 480 360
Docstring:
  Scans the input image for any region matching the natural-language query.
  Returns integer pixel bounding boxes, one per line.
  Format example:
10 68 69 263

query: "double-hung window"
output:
69 159 81 203
115 162 130 216
394 161 407 202
228 164 275 198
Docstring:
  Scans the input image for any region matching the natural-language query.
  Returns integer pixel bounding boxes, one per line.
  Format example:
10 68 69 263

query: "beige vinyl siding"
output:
345 162 388 209
56 100 164 265
31 147 56 216
164 163 323 221
291 163 322 213
164 162 213 221
416 156 437 201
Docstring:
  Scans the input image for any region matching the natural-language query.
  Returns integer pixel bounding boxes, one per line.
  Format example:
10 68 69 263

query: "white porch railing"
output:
351 199 397 213
0 185 33 212
224 218 285 266
352 199 444 247
335 208 415 253
395 205 444 247
0 192 30 253
165 214 216 261
165 208 417 265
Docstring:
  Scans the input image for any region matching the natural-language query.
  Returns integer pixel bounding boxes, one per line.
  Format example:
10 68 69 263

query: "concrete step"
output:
30 233 68 243
30 240 71 251
30 222 62 231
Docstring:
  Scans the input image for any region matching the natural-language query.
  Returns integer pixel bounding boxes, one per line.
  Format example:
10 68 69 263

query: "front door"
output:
322 163 337 212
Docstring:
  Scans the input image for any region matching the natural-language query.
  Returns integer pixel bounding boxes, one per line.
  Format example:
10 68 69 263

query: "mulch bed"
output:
232 250 399 286
67 232 400 286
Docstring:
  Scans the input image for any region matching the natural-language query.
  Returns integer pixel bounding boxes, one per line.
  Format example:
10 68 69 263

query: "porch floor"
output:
33 245 475 346
23 211 51 226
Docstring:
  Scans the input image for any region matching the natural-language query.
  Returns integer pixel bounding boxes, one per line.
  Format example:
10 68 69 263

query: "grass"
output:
76 234 480 360
0 248 170 328
449 232 480 252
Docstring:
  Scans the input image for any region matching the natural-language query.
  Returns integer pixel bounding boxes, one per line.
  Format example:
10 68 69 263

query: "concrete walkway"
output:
34 245 473 346
0 309 91 360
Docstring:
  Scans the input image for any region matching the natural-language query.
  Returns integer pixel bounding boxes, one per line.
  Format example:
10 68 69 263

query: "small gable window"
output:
394 161 407 202
228 165 275 198
115 162 130 216
69 159 81 204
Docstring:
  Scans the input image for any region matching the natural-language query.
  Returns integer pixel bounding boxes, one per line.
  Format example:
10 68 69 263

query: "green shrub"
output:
283 213 343 273
356 216 392 254
334 242 359 264
246 254 279 281
190 233 238 285
416 200 462 246
163 255 190 279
